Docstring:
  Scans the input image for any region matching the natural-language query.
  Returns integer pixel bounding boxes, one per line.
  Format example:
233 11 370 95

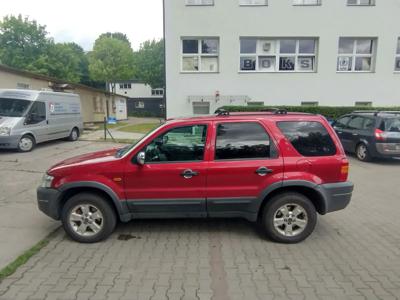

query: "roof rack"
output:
215 108 230 116
215 108 288 117
353 110 400 116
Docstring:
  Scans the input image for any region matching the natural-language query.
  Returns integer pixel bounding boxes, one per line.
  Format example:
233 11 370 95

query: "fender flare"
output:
58 181 131 222
256 180 328 215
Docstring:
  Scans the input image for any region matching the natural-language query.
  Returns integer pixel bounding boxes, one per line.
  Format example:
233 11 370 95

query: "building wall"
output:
0 68 128 123
127 98 164 117
165 0 400 118
110 82 164 98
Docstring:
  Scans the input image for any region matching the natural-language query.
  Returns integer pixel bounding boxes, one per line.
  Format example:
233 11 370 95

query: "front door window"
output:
144 125 207 163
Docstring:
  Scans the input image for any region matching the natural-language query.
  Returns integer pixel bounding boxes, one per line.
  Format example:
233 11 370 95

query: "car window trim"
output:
132 123 209 165
213 120 278 161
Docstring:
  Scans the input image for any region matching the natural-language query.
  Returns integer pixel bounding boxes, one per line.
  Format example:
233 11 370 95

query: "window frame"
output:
213 121 278 161
185 0 214 6
395 38 400 73
346 0 375 6
239 38 318 73
138 124 209 164
239 0 268 6
293 0 321 6
181 38 220 73
337 38 377 73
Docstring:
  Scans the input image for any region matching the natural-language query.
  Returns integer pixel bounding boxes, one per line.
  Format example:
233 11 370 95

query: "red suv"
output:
37 110 353 244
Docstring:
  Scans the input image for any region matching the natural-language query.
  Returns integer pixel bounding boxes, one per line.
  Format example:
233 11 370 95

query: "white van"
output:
0 89 83 152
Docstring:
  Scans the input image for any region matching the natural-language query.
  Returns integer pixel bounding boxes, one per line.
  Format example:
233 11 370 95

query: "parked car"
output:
332 111 400 162
37 109 353 244
0 89 83 152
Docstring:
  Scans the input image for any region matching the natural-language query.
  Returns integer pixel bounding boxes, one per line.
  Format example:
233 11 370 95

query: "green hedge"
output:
221 106 400 120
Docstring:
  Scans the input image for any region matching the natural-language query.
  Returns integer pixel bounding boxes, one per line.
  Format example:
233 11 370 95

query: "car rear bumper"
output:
37 187 61 220
0 135 20 149
317 182 354 214
375 143 400 157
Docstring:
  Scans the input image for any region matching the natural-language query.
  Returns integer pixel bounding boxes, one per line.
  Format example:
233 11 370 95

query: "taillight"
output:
375 129 386 141
340 158 349 182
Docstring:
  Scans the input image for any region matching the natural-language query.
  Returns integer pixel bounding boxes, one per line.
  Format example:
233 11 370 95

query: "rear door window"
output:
277 121 337 157
347 116 365 130
334 116 351 129
215 122 272 160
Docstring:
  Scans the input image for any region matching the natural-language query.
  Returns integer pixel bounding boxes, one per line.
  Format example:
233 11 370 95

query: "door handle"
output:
255 167 273 176
181 169 199 179
352 133 359 136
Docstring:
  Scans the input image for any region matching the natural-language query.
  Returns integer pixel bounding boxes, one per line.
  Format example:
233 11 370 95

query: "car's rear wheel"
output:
61 193 117 243
260 192 317 243
18 134 35 152
356 143 372 162
68 128 79 141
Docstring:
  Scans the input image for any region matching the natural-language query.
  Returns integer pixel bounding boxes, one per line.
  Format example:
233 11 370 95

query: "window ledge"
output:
238 71 317 73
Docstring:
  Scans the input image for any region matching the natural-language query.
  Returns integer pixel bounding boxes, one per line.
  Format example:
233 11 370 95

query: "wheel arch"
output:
257 181 327 221
58 182 130 222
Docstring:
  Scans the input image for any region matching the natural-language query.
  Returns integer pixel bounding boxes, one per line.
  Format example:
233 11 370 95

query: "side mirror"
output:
137 152 146 165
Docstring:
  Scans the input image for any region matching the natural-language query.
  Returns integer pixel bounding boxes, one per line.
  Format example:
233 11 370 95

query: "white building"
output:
109 81 164 98
164 0 400 118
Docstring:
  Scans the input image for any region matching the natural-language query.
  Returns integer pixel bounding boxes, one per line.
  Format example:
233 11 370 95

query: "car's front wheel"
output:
61 193 117 243
260 192 317 243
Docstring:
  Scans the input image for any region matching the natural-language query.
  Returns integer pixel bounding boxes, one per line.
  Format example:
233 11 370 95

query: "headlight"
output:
0 127 11 136
41 174 54 188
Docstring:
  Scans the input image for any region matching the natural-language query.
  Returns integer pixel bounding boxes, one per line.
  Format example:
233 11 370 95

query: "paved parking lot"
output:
0 142 400 300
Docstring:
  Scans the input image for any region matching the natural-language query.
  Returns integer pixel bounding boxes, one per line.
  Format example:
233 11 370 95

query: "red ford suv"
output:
37 110 353 244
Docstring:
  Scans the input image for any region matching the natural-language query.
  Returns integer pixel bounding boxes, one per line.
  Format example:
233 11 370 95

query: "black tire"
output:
17 134 35 152
68 127 79 141
61 193 117 243
260 192 317 244
356 143 372 162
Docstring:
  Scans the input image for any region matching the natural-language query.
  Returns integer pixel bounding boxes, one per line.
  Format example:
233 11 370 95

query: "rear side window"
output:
380 118 400 132
334 116 351 129
277 121 337 157
215 122 271 160
347 116 365 130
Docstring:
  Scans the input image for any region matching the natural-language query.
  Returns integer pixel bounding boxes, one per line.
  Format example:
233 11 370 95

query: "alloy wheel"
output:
69 204 104 237
273 203 308 237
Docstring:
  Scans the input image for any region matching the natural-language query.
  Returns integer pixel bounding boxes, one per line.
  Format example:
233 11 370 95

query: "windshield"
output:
0 98 32 117
115 123 164 158
381 118 400 132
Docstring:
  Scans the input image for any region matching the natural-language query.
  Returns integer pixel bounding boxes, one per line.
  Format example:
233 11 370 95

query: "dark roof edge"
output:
0 64 128 99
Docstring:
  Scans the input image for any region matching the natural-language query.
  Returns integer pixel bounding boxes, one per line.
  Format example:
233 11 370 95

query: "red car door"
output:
206 120 284 221
124 122 211 217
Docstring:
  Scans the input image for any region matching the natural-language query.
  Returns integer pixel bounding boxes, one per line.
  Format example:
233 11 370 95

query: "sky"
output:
0 0 164 51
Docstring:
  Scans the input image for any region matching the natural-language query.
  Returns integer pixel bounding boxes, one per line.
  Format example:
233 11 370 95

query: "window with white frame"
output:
395 38 400 72
152 89 164 96
135 101 144 109
293 0 321 5
347 0 374 6
182 38 219 72
337 38 376 72
239 38 317 72
186 0 214 5
240 0 267 6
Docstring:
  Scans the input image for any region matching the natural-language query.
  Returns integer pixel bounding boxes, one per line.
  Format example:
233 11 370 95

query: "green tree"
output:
97 32 131 46
0 15 51 69
133 39 164 88
33 43 87 83
88 36 135 91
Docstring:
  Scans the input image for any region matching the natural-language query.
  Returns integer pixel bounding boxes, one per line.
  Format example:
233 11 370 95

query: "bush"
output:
220 106 400 120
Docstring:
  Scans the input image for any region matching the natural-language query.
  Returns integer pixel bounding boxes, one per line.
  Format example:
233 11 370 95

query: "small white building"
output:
164 0 400 118
109 81 164 98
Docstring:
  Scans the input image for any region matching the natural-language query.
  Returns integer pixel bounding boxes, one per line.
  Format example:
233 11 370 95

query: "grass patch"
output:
0 239 49 282
118 123 160 134
103 122 129 130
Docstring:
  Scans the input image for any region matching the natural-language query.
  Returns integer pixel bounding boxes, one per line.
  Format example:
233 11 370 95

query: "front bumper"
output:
317 181 354 214
37 187 62 220
0 135 20 149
